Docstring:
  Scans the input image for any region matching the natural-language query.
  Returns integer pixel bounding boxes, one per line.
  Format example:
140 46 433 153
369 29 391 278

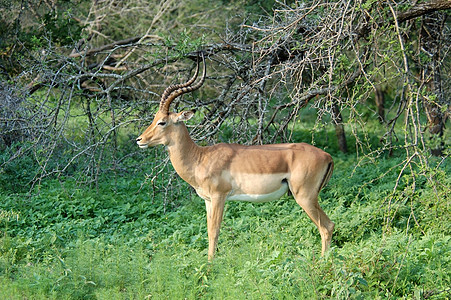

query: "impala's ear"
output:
175 110 195 123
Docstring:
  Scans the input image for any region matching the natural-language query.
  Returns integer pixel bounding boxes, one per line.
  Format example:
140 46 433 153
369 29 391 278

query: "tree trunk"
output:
420 12 446 156
375 86 385 124
332 102 348 153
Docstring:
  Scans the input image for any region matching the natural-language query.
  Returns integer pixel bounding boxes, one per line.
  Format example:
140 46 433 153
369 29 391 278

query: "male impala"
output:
136 53 335 261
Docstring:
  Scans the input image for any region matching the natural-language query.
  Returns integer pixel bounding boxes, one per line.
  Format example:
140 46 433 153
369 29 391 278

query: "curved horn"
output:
160 57 200 108
159 53 206 114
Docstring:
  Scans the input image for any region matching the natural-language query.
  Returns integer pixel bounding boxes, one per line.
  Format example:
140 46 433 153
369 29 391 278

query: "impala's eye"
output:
158 121 166 126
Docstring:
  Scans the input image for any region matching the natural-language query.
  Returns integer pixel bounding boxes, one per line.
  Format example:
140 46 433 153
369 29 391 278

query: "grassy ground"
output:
1 146 449 299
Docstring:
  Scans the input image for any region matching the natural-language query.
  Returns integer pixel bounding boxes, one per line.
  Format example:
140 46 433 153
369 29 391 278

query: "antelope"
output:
136 53 335 261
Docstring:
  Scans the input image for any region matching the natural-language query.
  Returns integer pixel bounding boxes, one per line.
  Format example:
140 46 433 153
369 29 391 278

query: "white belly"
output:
226 181 288 203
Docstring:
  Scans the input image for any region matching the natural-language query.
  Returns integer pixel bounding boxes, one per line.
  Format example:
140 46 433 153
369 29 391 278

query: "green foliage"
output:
1 150 449 299
163 30 206 58
0 0 450 298
37 10 85 46
220 0 292 17
0 142 37 193
0 2 85 78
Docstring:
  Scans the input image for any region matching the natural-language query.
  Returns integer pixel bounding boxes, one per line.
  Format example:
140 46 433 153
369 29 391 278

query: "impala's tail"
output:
318 161 334 193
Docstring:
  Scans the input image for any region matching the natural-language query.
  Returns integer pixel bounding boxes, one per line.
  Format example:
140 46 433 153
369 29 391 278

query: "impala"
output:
136 53 335 261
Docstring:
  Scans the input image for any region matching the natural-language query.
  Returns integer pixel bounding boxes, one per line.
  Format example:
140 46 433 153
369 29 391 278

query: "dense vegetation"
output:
1 0 450 299
1 131 449 299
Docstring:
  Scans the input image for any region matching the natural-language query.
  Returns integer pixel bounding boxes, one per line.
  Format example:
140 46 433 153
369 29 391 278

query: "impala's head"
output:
136 53 206 149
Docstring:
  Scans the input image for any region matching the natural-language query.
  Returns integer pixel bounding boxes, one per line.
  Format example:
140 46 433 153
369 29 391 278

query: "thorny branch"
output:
0 0 449 205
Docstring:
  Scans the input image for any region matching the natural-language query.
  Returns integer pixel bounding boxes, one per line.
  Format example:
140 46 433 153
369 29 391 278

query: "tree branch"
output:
356 0 451 39
397 0 451 23
69 36 143 58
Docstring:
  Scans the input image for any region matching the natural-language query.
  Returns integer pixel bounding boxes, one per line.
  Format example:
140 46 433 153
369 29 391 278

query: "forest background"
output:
0 0 450 298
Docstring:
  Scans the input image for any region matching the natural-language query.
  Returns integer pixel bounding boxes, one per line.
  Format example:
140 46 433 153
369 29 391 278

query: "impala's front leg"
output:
204 195 226 261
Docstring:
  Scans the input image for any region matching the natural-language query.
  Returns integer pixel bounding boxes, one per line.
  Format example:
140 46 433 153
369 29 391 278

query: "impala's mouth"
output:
137 143 148 149
136 136 149 149
136 140 149 149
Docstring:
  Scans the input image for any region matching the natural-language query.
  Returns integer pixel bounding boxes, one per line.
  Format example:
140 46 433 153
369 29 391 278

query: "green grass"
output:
1 149 449 299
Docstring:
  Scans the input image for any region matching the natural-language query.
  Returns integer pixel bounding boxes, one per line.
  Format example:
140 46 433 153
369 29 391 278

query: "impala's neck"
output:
166 123 203 187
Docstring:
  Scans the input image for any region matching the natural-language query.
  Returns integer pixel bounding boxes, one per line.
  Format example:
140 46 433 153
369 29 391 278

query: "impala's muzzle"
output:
136 137 149 149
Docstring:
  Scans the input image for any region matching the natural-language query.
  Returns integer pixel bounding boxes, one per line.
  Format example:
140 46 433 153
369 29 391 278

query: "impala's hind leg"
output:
293 191 334 255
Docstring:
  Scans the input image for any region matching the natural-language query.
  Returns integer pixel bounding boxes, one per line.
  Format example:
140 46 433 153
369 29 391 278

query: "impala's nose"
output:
136 137 142 142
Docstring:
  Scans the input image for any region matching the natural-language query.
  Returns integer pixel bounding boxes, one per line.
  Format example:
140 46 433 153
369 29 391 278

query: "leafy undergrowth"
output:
0 155 450 299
